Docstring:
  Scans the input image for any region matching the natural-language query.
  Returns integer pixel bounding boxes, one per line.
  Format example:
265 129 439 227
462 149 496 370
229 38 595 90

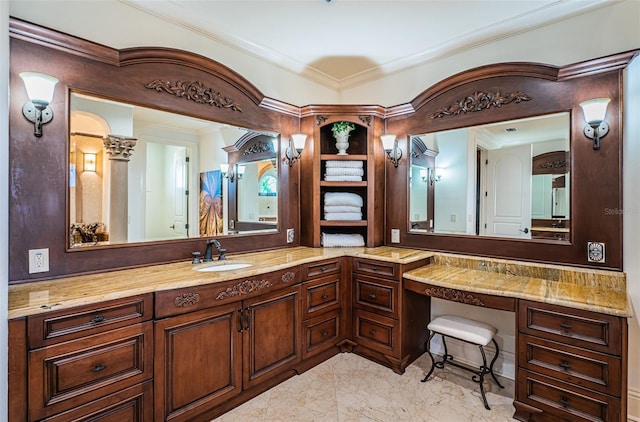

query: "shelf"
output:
320 181 367 187
320 154 368 161
320 220 368 227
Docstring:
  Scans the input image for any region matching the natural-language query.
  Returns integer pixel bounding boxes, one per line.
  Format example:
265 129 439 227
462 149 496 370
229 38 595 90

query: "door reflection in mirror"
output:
409 112 570 241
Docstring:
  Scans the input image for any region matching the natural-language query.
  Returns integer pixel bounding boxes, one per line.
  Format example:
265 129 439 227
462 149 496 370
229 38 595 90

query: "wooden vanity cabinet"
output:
25 294 154 422
515 300 627 422
154 270 303 422
301 257 347 360
351 257 430 374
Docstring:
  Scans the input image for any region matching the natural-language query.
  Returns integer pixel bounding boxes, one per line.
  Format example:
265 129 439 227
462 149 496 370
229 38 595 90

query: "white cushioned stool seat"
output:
427 315 497 346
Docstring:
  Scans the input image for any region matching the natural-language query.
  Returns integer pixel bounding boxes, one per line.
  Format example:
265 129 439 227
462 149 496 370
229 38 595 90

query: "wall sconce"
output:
220 163 233 181
285 133 306 167
430 168 442 185
579 97 610 150
381 134 402 167
419 169 428 183
19 72 59 137
237 164 246 180
83 153 97 172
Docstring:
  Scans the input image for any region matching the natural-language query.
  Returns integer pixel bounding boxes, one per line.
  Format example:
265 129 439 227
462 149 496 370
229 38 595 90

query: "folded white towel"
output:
324 205 362 213
325 160 364 168
325 167 365 177
324 212 362 221
324 192 363 207
321 233 365 247
324 175 363 182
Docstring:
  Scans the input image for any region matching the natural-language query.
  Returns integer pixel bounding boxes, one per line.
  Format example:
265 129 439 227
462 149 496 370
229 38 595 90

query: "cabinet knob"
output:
369 293 377 300
559 322 571 330
559 361 571 371
559 397 569 408
322 330 328 337
91 315 105 324
321 267 327 272
369 329 377 336
92 364 107 373
321 293 329 299
371 266 378 271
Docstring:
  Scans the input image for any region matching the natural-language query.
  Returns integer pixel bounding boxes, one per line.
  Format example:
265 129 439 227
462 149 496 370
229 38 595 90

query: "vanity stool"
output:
421 314 504 410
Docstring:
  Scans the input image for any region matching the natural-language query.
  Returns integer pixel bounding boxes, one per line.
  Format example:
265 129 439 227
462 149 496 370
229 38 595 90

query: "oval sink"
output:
196 263 252 272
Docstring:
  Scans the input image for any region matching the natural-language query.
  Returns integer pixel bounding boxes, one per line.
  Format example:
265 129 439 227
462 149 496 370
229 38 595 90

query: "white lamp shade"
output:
219 163 229 174
20 72 58 104
381 134 397 151
237 165 246 178
580 98 610 125
83 153 97 172
291 133 307 152
419 169 428 179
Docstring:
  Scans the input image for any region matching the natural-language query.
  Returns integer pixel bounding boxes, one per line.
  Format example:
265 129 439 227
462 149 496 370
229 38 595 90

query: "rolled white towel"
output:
321 233 365 247
324 175 363 182
325 160 364 168
324 192 363 207
324 205 362 213
325 167 364 177
324 212 362 221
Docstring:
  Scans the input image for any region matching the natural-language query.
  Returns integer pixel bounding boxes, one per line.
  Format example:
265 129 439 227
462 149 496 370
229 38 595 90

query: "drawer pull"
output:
321 266 327 272
559 397 569 409
92 364 107 373
560 322 572 330
322 330 329 337
321 293 329 299
559 361 571 371
369 293 377 300
371 266 378 271
91 315 106 324
369 329 377 336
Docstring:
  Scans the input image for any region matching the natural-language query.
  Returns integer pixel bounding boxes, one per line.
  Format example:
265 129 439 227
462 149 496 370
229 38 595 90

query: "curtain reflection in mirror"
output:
199 170 223 236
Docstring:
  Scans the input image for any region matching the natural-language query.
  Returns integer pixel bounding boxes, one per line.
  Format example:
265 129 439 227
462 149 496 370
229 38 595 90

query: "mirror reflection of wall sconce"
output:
19 72 59 137
419 169 428 183
236 164 246 180
579 97 610 150
285 133 306 167
381 134 402 167
430 168 442 185
83 153 97 172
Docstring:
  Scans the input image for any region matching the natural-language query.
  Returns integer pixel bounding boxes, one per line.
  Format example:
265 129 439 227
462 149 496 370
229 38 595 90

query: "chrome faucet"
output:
204 239 227 262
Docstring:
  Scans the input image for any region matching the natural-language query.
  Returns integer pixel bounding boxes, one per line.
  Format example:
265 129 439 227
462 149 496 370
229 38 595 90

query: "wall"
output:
1 3 9 420
623 54 640 420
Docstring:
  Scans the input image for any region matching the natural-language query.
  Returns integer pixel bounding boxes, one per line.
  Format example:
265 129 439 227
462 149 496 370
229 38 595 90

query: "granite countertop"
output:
403 253 630 317
531 226 570 233
8 246 434 319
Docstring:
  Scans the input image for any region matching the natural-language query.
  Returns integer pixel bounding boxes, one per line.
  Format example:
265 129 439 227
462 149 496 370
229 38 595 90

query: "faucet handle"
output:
191 251 201 264
218 248 227 260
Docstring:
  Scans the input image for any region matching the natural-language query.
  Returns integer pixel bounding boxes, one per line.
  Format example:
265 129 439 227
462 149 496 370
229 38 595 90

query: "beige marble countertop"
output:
403 253 630 317
8 246 434 319
531 226 570 233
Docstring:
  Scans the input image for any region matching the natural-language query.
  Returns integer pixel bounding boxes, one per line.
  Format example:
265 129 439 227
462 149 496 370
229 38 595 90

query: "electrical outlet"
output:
450 214 457 223
287 228 295 243
29 248 50 273
587 242 605 263
391 229 400 243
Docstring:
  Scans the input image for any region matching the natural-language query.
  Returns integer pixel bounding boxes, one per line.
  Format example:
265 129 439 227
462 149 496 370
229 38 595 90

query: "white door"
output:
171 147 188 237
485 144 532 238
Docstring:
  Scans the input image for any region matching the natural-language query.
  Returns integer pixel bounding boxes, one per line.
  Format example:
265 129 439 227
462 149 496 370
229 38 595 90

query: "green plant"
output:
331 121 355 135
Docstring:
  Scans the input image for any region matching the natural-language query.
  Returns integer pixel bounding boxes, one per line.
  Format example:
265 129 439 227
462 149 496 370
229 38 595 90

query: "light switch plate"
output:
29 248 50 273
391 229 400 243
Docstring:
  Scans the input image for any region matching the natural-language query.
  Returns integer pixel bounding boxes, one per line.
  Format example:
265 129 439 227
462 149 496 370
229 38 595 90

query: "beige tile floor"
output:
212 352 515 421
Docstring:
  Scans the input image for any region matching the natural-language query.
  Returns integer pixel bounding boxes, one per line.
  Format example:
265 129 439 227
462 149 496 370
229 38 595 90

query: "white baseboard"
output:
629 387 640 421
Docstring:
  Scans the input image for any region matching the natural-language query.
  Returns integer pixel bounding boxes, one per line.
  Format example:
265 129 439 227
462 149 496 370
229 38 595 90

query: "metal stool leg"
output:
476 345 491 410
489 338 504 389
421 331 437 382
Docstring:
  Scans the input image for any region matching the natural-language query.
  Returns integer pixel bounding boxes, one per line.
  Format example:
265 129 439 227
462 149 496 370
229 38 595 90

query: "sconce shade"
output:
580 98 610 125
83 153 97 172
219 163 229 175
381 134 397 152
20 72 58 105
237 165 246 179
419 169 428 182
291 133 307 152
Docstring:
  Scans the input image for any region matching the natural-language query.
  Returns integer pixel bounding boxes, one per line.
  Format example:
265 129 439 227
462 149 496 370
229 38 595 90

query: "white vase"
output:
334 131 350 155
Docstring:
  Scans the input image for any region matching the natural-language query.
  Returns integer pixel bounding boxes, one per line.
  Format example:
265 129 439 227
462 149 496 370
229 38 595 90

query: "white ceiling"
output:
120 0 611 85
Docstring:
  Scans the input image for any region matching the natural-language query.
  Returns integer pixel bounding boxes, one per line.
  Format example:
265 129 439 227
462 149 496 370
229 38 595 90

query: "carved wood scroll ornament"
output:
215 279 273 300
423 286 486 307
145 79 242 112
281 272 296 283
431 91 531 119
242 140 272 156
174 292 201 307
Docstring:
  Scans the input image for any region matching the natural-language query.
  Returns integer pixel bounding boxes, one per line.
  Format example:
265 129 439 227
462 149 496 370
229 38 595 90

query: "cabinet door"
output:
243 284 302 389
154 303 242 422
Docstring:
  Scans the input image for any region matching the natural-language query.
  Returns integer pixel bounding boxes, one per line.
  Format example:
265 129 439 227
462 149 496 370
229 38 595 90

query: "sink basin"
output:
196 263 252 272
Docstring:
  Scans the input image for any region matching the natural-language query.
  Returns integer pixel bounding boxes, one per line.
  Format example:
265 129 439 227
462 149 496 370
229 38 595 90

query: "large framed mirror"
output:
409 112 570 242
69 92 279 248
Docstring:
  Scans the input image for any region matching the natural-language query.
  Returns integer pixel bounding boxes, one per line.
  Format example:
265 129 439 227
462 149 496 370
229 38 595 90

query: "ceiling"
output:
120 0 612 86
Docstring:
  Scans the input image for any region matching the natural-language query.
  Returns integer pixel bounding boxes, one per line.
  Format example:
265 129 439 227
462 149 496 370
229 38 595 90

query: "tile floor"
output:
212 352 515 421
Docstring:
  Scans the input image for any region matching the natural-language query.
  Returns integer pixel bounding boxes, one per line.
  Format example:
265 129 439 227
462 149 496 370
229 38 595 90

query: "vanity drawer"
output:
353 309 399 355
303 311 341 359
303 274 341 318
517 369 621 422
28 322 153 421
352 258 398 280
28 294 153 348
518 334 621 396
518 300 623 355
306 258 342 279
354 274 398 317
